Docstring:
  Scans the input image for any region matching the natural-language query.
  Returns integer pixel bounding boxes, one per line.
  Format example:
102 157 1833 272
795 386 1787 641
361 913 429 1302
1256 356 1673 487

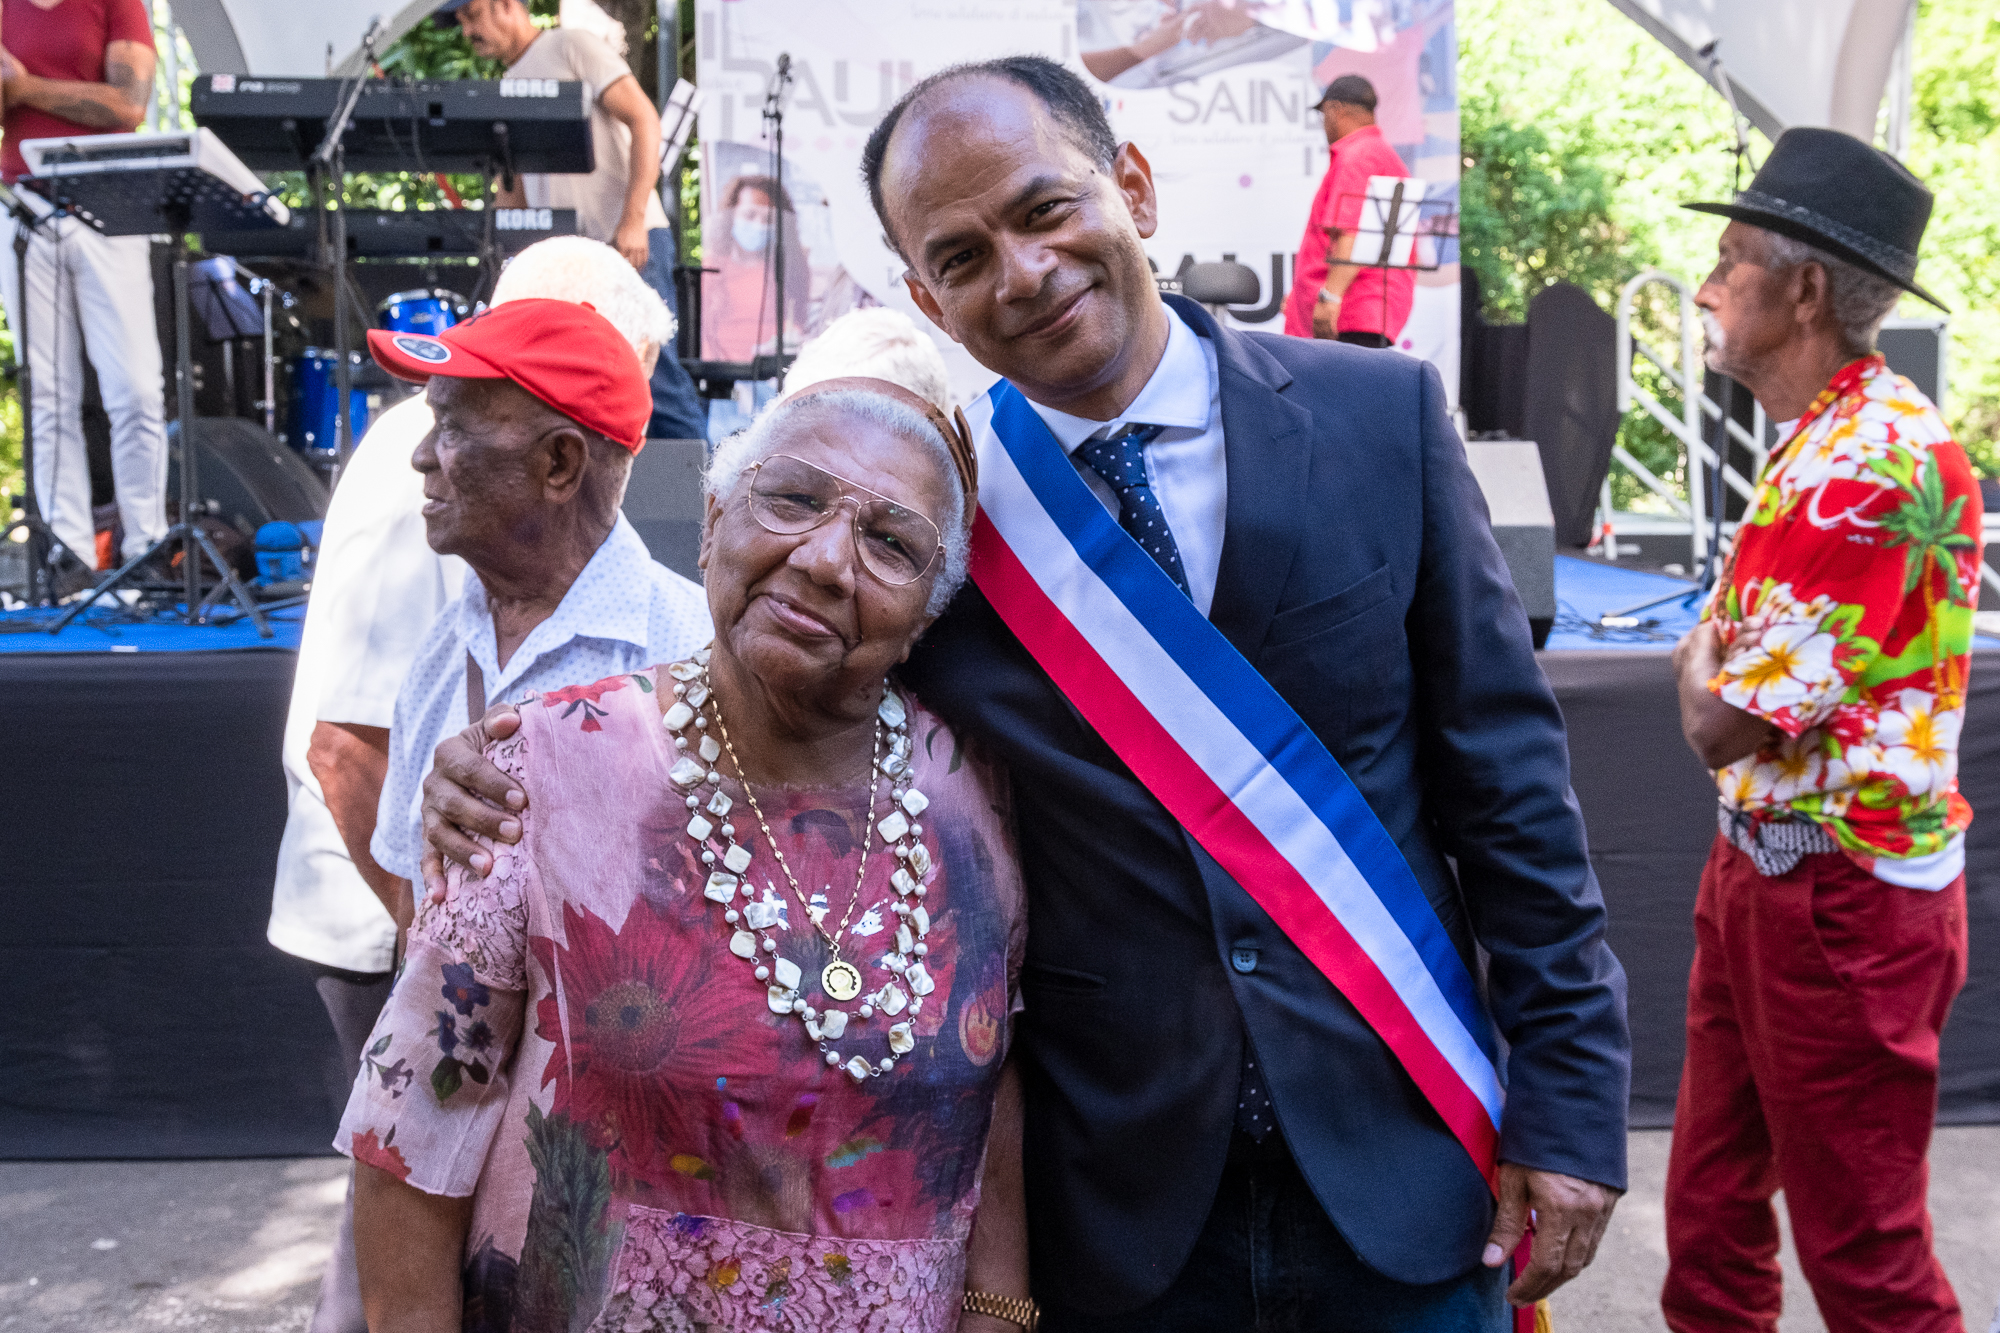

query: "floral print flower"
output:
440 962 490 1016
1875 688 1960 797
539 675 629 733
531 896 738 1189
1713 620 1842 720
351 1127 411 1182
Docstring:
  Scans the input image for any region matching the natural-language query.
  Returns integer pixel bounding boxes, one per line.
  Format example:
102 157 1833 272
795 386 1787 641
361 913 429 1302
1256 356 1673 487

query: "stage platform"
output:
0 601 305 653
2 574 1994 1157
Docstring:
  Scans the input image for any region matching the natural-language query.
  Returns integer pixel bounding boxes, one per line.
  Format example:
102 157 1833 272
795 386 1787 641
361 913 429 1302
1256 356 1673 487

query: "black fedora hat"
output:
1684 126 1945 311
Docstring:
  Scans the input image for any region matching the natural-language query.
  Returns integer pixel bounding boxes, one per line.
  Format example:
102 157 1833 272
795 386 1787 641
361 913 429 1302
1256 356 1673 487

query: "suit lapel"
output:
1166 296 1315 657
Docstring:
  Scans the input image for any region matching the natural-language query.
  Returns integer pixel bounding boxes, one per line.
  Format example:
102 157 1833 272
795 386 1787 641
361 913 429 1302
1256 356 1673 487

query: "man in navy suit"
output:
422 55 1628 1333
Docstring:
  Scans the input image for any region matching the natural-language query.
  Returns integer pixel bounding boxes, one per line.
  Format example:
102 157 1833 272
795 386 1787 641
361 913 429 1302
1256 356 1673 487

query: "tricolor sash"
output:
966 379 1505 1186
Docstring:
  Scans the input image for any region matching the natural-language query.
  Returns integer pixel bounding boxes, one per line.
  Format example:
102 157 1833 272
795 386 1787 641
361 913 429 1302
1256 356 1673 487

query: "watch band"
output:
963 1288 1041 1332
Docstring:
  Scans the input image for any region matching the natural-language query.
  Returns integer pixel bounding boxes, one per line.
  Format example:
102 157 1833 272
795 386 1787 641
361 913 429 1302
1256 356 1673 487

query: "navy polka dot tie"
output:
1075 423 1191 597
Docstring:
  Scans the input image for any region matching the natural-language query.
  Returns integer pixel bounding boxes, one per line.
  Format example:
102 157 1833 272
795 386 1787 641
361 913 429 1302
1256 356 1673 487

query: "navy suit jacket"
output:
900 297 1629 1313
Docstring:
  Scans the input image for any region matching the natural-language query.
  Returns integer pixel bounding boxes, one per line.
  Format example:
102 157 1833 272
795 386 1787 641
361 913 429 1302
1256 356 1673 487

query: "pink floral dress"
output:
337 666 1026 1333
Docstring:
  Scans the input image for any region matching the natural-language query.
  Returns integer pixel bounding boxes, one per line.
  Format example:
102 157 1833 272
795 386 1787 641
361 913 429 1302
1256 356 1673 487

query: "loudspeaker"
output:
1521 282 1619 549
623 437 707 583
1464 440 1556 649
1879 317 1947 407
166 417 330 533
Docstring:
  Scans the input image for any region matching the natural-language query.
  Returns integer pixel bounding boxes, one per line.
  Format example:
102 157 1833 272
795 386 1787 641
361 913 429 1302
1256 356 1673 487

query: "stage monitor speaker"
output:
1879 318 1946 408
1521 282 1619 549
624 437 706 583
166 417 330 533
1465 439 1556 649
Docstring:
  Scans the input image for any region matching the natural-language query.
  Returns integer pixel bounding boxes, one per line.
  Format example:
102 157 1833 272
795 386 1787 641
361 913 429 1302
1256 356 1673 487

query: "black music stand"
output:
0 182 83 608
32 167 281 636
1329 180 1454 338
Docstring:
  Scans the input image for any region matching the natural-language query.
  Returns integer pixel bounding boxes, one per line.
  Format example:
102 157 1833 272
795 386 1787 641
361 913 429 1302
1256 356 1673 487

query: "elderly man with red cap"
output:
361 299 710 919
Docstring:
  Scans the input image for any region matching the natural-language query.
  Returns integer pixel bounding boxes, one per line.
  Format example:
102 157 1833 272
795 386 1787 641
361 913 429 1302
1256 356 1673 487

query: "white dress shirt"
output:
1021 307 1228 616
369 514 711 882
269 397 466 973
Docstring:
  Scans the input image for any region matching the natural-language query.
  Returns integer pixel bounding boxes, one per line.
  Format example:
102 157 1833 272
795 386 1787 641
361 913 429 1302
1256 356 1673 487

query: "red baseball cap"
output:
366 298 652 453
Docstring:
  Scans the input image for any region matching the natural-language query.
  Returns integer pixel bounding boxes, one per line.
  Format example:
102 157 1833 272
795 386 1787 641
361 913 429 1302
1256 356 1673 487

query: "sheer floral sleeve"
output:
334 730 535 1197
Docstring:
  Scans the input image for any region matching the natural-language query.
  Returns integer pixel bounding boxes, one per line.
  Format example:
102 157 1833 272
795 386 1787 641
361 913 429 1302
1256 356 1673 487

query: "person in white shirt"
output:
271 236 695 1333
442 0 707 439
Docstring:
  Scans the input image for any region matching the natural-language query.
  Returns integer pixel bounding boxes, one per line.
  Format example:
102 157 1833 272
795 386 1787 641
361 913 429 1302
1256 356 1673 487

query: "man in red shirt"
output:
1282 74 1415 348
0 0 166 595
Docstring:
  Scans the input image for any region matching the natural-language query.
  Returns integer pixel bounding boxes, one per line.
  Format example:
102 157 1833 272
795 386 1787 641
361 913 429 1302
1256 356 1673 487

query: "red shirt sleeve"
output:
106 0 158 51
1325 144 1375 235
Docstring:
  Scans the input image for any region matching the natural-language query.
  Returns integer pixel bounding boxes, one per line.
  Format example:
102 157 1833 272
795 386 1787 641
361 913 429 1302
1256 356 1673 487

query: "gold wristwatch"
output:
963 1289 1041 1331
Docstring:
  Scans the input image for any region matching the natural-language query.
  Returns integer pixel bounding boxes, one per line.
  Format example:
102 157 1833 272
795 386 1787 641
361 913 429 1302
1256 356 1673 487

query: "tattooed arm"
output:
0 39 154 129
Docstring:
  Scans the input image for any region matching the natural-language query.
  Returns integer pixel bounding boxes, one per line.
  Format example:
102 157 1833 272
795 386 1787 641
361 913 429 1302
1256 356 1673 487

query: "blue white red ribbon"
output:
965 380 1505 1186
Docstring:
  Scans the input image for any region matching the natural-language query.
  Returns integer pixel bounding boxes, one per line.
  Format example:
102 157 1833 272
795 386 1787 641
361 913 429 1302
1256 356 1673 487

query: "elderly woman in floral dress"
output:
339 379 1032 1333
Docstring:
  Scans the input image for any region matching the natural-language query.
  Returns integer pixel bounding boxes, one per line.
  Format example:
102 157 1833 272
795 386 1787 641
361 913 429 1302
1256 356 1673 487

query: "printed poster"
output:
695 0 1458 406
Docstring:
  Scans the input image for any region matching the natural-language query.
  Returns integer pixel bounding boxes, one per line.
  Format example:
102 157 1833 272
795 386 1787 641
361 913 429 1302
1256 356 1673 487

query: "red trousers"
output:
1663 835 1968 1333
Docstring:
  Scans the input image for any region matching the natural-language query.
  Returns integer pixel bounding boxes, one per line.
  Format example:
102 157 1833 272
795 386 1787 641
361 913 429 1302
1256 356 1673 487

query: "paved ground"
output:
0 1157 345 1332
3 1130 1996 1331
1553 1128 2000 1332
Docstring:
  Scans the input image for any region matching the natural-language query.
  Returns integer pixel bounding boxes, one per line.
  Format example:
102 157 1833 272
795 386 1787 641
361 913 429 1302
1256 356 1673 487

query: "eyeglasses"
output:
741 454 943 586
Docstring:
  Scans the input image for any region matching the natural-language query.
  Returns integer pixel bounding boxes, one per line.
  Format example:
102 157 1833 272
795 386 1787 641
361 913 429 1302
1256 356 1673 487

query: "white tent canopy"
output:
1601 0 1916 142
167 0 446 78
168 0 1914 138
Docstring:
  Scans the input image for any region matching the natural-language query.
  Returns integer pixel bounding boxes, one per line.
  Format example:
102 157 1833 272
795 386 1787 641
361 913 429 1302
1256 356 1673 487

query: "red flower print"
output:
958 981 1004 1067
351 1127 412 1182
539 675 629 733
531 897 741 1189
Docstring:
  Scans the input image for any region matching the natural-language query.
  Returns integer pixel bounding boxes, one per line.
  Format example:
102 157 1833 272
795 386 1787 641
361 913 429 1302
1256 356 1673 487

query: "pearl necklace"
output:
660 647 937 1082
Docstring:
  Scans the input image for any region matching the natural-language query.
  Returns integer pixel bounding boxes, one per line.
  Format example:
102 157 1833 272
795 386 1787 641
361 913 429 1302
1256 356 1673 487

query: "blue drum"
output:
290 348 372 458
378 287 470 337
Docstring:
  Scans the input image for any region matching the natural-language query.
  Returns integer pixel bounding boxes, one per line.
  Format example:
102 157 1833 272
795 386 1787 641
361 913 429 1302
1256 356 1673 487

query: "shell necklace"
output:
660 647 937 1082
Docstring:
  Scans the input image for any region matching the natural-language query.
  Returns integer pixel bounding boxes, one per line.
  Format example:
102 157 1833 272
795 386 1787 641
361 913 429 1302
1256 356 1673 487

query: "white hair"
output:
491 236 674 355
705 389 970 616
779 307 953 412
1759 230 1903 356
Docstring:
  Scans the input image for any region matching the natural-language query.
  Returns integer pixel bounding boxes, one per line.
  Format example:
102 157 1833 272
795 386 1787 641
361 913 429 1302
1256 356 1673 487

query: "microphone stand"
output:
311 17 385 479
756 53 793 384
0 182 78 609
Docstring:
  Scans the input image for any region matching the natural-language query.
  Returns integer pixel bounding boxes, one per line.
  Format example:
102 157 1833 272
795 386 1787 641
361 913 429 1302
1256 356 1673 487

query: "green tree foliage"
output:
1458 95 1629 324
1458 0 1761 511
1458 0 1999 511
1903 0 2000 475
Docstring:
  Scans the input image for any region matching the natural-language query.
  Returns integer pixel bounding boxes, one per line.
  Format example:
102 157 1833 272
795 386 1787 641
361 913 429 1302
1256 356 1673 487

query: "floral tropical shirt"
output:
337 666 1027 1333
1702 354 1980 886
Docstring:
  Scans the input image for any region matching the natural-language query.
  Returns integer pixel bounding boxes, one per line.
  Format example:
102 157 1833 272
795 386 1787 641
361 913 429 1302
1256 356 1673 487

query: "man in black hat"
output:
1282 74 1415 347
1664 127 1976 1333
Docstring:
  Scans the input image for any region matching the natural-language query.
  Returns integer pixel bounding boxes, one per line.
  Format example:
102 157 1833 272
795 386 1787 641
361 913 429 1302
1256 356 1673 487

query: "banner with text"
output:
694 0 1458 405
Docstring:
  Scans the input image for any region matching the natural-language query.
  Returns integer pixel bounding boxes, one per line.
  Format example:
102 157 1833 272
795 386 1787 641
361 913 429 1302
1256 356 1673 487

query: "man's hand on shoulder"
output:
1482 1162 1621 1306
419 703 526 902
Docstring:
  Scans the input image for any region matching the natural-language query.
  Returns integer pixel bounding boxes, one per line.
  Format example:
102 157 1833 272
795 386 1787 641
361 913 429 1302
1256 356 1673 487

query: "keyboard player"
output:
0 0 170 594
441 0 705 441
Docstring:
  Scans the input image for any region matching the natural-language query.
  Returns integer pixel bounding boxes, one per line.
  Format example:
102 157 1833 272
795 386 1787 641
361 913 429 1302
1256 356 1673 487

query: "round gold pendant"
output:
821 960 863 1003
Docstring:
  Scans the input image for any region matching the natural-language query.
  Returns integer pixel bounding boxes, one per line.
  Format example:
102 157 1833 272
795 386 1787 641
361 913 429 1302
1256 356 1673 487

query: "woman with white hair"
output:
340 379 1036 1333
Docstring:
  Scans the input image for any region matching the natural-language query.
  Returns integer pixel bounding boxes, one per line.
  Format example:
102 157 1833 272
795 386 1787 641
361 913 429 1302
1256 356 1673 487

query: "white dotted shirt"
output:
369 514 711 881
1022 306 1227 617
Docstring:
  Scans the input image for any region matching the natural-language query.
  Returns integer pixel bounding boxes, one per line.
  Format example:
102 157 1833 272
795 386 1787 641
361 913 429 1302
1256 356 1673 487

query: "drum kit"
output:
9 60 592 626
280 287 473 469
